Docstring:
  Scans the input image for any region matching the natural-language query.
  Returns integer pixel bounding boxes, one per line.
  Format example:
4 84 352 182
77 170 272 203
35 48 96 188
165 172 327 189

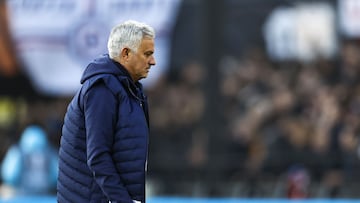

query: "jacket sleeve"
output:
84 81 133 203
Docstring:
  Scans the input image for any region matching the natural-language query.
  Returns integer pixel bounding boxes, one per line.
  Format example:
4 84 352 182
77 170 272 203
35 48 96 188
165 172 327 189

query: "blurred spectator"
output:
0 0 36 98
286 164 310 199
147 62 207 195
0 125 58 197
0 0 17 78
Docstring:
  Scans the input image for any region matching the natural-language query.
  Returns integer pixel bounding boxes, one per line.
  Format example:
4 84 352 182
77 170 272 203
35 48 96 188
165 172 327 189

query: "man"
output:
57 20 156 203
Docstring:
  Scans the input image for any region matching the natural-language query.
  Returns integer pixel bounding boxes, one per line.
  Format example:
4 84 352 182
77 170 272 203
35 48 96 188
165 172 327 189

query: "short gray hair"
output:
107 20 155 59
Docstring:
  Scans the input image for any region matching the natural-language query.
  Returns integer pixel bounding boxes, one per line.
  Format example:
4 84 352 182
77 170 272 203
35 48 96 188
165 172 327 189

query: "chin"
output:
138 76 147 81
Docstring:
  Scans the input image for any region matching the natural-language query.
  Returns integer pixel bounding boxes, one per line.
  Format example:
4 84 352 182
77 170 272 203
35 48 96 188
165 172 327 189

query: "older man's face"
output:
126 38 155 82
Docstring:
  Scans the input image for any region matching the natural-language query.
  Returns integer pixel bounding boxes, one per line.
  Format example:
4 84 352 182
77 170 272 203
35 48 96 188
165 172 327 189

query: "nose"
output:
149 56 156 66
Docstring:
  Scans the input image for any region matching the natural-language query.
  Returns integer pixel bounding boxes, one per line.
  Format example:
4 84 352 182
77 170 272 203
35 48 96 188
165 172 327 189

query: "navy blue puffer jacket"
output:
57 54 149 203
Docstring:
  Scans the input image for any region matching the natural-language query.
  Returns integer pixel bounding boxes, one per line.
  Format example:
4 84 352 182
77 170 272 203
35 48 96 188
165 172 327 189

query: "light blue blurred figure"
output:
1 125 58 196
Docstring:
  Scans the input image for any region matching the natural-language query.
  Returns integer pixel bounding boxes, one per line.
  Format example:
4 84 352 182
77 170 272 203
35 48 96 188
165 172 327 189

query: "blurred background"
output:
1 0 360 202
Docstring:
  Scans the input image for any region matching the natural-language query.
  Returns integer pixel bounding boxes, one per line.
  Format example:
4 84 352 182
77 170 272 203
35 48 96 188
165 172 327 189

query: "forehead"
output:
138 38 155 52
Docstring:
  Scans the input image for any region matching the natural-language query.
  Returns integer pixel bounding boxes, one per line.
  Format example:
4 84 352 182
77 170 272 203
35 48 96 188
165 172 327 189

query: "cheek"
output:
135 60 146 71
138 58 147 67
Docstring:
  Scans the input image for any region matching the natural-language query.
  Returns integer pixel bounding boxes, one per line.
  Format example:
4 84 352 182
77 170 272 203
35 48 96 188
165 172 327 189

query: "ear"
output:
120 48 131 59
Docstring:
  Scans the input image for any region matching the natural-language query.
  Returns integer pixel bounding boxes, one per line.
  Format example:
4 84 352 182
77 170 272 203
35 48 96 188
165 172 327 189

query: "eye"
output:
144 51 153 57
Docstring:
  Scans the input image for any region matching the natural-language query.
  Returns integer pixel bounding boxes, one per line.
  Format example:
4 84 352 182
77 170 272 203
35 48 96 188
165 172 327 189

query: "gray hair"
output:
107 20 155 59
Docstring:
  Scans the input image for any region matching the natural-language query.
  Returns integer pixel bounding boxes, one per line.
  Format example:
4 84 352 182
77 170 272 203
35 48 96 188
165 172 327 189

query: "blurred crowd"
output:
145 39 360 198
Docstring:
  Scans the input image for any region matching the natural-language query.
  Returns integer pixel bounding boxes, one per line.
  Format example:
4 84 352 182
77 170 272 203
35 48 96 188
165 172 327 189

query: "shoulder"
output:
86 74 128 95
